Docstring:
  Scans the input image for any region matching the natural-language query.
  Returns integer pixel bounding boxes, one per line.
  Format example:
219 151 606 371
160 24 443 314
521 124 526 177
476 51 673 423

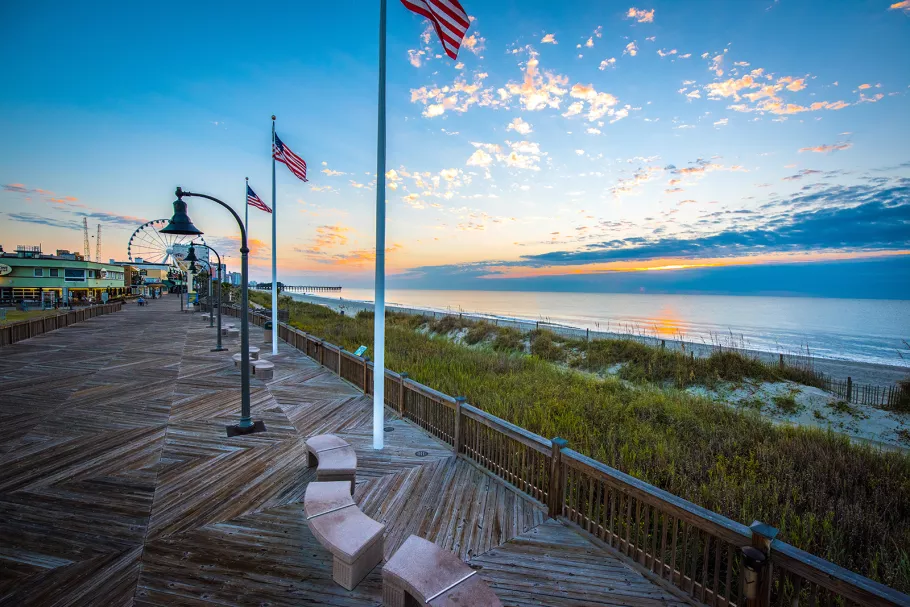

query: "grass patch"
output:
252 291 910 591
772 391 801 415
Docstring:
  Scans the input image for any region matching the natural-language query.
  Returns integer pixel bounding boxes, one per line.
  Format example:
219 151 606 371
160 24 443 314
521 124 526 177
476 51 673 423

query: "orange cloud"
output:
626 7 655 23
889 1 910 12
798 142 853 153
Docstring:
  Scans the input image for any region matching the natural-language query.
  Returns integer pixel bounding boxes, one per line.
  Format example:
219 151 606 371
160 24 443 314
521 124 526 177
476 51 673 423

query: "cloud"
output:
798 142 853 154
623 41 638 56
322 168 346 176
462 33 485 55
657 49 677 58
5 212 83 230
408 49 426 67
541 33 557 44
713 118 729 127
564 83 625 122
520 180 910 266
889 1 910 12
610 166 663 197
598 57 617 70
410 72 496 118
506 117 533 135
3 183 30 193
626 7 655 23
586 127 602 135
467 148 494 167
501 55 569 111
672 158 747 177
72 210 149 227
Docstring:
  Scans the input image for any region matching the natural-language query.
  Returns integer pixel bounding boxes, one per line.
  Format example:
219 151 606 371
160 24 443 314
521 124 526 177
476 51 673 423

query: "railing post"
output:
319 340 325 366
741 521 778 607
548 437 568 519
454 397 465 454
363 357 369 393
399 372 408 417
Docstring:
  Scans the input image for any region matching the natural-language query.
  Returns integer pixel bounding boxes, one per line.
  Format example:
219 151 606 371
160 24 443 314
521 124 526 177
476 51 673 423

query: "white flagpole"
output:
271 115 278 355
372 0 388 451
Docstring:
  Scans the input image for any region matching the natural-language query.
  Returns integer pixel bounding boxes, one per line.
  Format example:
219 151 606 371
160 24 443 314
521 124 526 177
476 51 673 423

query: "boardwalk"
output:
0 296 689 606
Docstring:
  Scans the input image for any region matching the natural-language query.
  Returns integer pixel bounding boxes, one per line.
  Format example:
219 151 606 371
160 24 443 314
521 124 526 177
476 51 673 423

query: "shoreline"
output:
278 291 909 388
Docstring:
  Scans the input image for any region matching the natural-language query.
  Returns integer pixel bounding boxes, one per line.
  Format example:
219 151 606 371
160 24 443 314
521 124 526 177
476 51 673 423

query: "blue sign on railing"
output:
354 345 367 357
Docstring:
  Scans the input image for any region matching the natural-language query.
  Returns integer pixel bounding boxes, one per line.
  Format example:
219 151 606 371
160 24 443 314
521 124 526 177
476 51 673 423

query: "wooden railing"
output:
0 303 124 347
220 304 910 607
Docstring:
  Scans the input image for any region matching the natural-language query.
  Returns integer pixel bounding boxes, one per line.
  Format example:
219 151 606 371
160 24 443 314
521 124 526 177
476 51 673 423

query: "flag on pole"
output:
401 0 470 59
272 133 308 182
246 184 272 213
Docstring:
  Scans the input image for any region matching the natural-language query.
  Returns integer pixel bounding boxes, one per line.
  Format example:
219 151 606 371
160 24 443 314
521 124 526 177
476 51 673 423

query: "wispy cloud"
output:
798 142 853 154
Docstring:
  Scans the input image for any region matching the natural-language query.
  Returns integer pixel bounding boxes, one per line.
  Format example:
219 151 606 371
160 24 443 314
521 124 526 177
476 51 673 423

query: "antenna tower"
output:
82 218 90 259
95 224 101 262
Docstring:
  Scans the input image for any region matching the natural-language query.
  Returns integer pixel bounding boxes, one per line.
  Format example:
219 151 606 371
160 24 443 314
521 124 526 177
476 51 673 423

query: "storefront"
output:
0 248 129 306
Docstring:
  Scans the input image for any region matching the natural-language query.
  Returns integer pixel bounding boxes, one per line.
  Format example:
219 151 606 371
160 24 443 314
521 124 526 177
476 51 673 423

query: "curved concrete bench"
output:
382 535 501 606
306 434 356 493
252 359 274 380
304 481 385 590
248 346 260 360
226 328 240 338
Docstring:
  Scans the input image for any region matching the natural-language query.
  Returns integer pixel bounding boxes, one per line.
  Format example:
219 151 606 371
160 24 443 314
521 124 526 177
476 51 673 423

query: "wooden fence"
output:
0 303 124 347
221 304 909 607
821 375 908 410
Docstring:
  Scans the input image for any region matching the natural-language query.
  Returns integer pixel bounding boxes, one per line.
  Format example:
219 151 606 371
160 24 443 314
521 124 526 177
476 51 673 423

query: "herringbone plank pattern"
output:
0 297 688 607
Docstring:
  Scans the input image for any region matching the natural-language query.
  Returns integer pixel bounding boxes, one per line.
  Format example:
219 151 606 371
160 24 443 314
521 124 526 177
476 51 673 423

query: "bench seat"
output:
252 359 274 380
306 434 356 493
382 535 501 606
305 481 385 590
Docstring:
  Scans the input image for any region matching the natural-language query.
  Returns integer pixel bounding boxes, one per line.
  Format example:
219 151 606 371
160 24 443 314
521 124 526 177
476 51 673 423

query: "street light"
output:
162 187 262 436
197 243 227 352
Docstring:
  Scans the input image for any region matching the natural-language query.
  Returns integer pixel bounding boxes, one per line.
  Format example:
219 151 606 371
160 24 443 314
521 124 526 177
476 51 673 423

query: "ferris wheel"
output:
126 219 205 265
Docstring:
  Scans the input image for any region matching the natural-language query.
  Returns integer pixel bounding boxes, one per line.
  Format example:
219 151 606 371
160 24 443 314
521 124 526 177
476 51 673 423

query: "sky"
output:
1 0 909 298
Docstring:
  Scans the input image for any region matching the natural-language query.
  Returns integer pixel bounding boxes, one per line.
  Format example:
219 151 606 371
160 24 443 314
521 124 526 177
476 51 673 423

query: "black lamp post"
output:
162 187 262 436
194 243 226 351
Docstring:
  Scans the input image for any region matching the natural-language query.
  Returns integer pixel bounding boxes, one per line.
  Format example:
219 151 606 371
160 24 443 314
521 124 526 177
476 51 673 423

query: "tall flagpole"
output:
271 115 278 355
244 177 249 236
372 0 388 451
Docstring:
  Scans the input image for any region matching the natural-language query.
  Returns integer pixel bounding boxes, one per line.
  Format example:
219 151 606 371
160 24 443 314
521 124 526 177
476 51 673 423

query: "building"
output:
0 245 129 306
109 259 185 296
228 271 242 287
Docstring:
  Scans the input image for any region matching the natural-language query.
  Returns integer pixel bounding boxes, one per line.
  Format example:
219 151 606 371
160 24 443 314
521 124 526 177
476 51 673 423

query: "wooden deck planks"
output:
0 297 692 607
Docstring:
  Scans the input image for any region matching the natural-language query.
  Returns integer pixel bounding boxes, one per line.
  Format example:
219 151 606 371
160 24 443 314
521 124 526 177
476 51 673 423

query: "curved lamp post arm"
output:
177 188 249 254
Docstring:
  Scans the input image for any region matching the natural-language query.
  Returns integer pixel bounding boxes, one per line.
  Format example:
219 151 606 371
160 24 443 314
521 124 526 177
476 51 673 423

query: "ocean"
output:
291 289 910 368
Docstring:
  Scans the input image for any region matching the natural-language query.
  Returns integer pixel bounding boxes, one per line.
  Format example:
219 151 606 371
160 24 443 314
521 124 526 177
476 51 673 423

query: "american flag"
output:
247 184 272 213
273 133 308 183
401 0 470 60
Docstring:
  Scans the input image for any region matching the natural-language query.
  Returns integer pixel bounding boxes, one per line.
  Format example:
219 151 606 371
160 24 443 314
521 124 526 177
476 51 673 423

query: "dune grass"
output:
252 292 910 590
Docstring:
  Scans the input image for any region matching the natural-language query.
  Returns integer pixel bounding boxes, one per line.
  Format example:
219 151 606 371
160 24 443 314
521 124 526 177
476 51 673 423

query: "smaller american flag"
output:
247 185 272 213
273 133 308 182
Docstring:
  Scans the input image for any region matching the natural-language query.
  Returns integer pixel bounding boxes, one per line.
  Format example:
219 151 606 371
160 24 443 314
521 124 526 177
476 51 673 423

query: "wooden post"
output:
586 328 590 341
846 376 853 402
748 521 778 607
548 437 568 519
319 340 325 366
454 397 465 454
778 353 784 369
363 357 369 394
399 372 408 417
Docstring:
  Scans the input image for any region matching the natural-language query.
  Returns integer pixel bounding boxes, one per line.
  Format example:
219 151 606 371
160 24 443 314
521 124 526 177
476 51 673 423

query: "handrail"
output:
562 447 751 546
0 303 123 348
230 304 910 607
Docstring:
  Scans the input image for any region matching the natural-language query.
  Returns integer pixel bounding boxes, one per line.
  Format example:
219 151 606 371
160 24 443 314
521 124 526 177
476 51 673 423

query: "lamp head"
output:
184 244 199 263
188 261 197 273
161 188 203 236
